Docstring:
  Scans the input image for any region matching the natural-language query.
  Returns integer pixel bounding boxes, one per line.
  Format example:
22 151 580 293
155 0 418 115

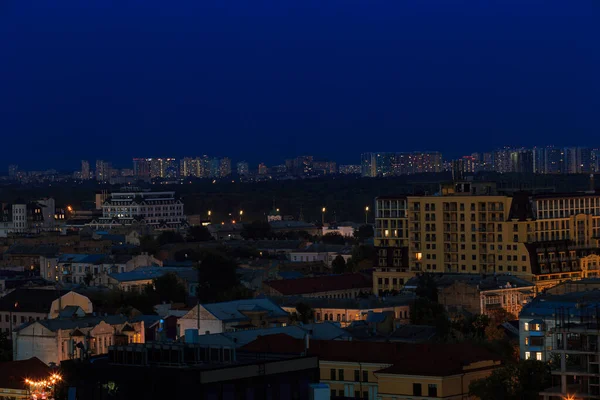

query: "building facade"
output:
373 185 600 294
88 189 186 229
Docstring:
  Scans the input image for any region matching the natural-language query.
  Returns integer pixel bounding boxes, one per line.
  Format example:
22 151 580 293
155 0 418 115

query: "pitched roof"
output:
0 288 68 313
243 336 500 376
19 315 129 333
0 358 50 390
264 273 372 296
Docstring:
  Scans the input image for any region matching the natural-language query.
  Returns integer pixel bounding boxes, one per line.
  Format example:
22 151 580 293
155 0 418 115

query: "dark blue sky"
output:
1 0 598 170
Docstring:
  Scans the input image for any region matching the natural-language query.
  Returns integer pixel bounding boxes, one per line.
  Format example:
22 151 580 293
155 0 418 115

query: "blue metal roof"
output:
520 291 600 318
58 254 107 264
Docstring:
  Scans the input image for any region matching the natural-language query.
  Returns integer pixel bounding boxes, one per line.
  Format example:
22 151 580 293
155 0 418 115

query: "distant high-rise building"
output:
481 153 494 171
452 156 477 180
312 161 337 175
133 158 151 179
258 163 268 175
236 161 249 176
219 158 231 177
8 164 18 178
361 152 442 177
95 160 112 182
533 146 562 174
285 156 314 176
492 147 513 173
338 165 361 175
563 147 591 174
592 149 600 173
510 149 534 174
81 160 90 180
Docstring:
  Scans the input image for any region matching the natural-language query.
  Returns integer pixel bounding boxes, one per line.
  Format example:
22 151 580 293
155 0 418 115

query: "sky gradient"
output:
1 0 599 170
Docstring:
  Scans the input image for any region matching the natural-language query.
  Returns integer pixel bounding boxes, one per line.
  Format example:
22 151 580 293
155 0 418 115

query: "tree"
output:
410 298 450 339
322 232 345 245
469 361 550 400
157 231 185 246
295 303 314 324
415 273 438 302
332 255 347 274
241 220 272 240
195 250 241 302
151 272 187 303
187 225 213 242
0 331 11 361
140 235 160 255
354 224 374 241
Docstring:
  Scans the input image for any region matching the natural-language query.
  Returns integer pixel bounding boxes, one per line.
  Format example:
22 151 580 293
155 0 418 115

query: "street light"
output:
365 206 369 225
208 210 212 219
239 210 243 222
321 207 326 225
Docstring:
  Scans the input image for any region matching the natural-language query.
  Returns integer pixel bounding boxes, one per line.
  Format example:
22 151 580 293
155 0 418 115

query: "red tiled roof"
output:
0 357 51 390
264 273 372 296
242 335 500 377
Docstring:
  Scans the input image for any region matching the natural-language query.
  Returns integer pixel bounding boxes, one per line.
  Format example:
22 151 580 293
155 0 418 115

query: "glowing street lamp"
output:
365 206 370 224
239 210 244 222
321 207 326 225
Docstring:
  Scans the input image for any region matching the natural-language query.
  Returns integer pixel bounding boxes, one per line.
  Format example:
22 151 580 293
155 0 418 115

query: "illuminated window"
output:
525 352 531 360
524 322 529 331
536 352 542 361
525 337 529 345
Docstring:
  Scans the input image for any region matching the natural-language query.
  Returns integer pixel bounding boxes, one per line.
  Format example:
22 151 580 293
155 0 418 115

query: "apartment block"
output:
373 182 600 295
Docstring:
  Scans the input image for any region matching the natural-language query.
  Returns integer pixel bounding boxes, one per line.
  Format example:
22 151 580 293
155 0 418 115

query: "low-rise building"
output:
263 273 372 299
1 244 59 270
13 314 145 365
0 288 92 335
274 295 413 327
243 334 502 400
406 273 535 317
177 298 289 336
107 266 197 295
60 342 320 400
289 244 353 267
518 291 600 362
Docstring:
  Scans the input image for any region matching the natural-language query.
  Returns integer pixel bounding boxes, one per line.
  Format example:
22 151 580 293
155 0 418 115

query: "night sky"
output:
1 0 598 170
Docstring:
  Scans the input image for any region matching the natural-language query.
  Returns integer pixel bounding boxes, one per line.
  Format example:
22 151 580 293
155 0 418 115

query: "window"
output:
354 370 360 382
363 370 368 382
525 351 531 360
525 337 529 345
536 352 543 361
338 369 344 381
3 314 7 322
524 322 529 331
413 383 422 396
20 316 25 323
428 384 438 397
330 369 336 380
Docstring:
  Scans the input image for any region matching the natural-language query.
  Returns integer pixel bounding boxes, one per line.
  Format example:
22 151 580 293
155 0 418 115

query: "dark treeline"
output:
0 172 597 223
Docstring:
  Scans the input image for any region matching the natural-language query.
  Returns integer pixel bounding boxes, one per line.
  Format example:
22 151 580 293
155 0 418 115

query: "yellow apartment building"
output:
243 334 501 400
373 182 600 294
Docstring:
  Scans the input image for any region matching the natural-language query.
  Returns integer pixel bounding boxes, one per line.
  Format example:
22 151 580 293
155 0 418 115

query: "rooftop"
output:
405 273 534 291
242 335 500 376
264 273 372 296
520 291 600 318
190 298 289 322
5 244 59 257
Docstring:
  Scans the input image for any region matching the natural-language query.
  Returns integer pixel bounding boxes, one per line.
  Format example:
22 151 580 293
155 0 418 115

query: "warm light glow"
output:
384 229 389 237
67 205 73 212
563 395 576 400
208 210 212 216
276 208 280 212
365 206 369 211
416 252 423 260
232 220 236 224
239 210 243 215
322 207 326 213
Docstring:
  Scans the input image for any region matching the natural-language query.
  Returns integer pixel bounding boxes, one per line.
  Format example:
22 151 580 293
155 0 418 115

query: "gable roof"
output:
264 273 372 296
202 298 288 322
0 288 68 313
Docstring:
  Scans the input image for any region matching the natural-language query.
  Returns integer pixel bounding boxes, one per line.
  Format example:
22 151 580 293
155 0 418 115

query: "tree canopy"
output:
322 232 346 245
195 250 241 302
241 220 272 240
332 254 347 274
354 224 374 241
469 361 551 400
187 225 213 242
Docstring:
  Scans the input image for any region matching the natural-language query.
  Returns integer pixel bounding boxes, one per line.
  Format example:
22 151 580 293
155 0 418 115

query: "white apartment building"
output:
87 190 186 229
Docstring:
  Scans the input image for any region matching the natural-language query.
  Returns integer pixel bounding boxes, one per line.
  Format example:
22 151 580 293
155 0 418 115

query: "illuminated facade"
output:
373 183 600 294
361 152 443 177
